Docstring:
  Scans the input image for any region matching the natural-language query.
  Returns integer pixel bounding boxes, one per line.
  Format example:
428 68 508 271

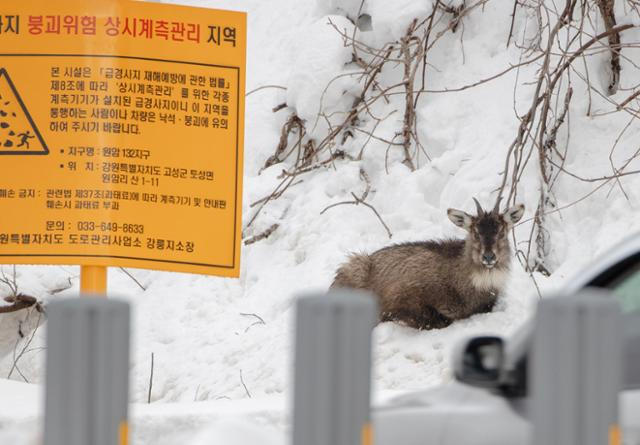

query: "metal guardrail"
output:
531 289 623 445
39 288 626 445
44 297 130 445
292 289 377 445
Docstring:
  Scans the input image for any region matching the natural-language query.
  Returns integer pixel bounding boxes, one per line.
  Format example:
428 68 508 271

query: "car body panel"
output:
560 233 640 295
374 382 530 445
375 385 640 445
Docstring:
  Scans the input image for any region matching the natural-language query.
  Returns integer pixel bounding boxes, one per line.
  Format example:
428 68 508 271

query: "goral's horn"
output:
492 195 502 214
472 197 483 216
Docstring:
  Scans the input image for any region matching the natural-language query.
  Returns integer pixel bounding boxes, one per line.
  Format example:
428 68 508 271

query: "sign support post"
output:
80 265 107 296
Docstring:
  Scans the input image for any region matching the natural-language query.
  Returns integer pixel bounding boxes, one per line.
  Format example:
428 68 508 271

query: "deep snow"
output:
1 0 640 443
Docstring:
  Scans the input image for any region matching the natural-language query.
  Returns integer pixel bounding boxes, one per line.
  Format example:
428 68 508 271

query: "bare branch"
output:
244 224 280 245
320 168 392 239
246 84 287 97
239 370 252 398
119 268 146 291
596 0 621 95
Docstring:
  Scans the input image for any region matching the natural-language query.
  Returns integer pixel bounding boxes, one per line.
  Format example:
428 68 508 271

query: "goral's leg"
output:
383 307 452 330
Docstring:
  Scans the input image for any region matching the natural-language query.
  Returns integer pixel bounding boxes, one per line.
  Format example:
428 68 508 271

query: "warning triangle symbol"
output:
0 68 49 156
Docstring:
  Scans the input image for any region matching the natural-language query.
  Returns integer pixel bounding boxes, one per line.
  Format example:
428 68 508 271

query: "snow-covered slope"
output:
1 0 640 444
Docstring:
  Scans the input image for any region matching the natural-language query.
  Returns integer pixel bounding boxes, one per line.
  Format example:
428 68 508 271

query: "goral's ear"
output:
447 209 473 230
503 204 525 227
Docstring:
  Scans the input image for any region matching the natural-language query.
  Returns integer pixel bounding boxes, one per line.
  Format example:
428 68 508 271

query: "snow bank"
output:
0 379 286 445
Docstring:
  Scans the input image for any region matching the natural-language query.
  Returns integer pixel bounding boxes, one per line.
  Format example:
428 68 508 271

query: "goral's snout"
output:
481 252 497 268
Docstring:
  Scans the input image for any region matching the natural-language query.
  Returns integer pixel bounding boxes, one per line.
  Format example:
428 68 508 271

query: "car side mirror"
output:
453 336 505 388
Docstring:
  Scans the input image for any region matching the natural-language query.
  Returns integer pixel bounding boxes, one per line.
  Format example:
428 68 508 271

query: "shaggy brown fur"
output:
331 201 524 330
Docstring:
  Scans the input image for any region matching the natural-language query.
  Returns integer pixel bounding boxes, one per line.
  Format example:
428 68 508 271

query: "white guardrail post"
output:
292 289 377 445
531 289 623 445
44 298 131 445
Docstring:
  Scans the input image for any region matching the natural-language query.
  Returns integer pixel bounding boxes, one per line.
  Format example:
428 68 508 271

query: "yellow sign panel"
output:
0 0 245 276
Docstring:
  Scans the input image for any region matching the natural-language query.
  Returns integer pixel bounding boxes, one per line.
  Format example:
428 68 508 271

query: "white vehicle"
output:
374 233 640 445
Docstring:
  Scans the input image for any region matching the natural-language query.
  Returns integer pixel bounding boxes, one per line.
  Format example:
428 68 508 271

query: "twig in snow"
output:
320 168 392 239
148 352 155 404
8 307 43 382
48 277 74 295
239 370 252 398
506 0 519 48
244 224 280 246
240 312 267 333
596 0 621 95
439 0 466 33
119 267 146 291
0 266 19 296
240 312 266 324
246 84 287 97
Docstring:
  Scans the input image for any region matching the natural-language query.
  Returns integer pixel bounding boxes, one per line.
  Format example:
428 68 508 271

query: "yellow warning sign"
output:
0 0 245 277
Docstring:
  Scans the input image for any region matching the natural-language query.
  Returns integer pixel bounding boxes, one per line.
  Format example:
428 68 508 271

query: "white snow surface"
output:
2 0 640 444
